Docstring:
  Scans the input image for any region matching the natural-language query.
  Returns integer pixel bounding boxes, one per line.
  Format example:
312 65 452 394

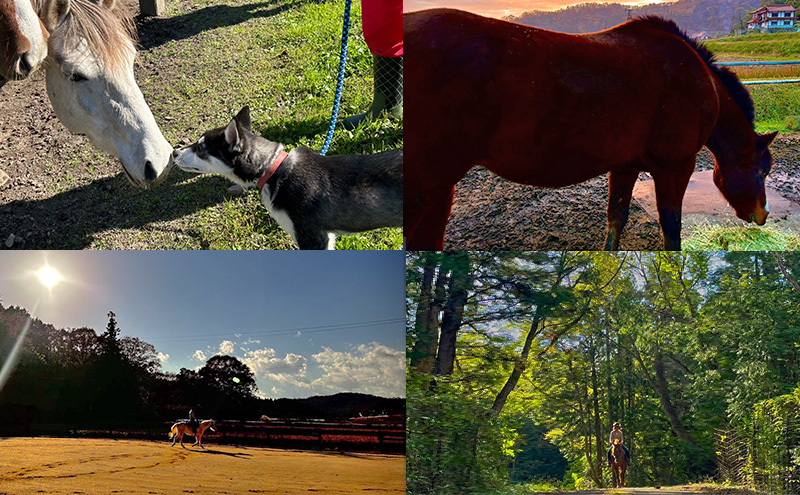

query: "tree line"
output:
510 0 761 37
0 305 399 433
406 252 800 493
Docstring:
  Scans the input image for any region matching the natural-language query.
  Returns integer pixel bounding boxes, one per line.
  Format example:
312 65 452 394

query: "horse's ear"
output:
757 131 778 151
43 0 71 31
224 117 242 153
99 0 116 10
235 106 252 131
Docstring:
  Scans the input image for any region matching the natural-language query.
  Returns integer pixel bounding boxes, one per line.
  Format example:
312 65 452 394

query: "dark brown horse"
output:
404 9 775 251
610 440 629 487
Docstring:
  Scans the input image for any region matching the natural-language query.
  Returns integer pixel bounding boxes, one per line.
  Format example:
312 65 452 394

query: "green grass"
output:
136 0 402 250
706 31 800 59
750 84 800 133
683 223 800 250
704 32 800 133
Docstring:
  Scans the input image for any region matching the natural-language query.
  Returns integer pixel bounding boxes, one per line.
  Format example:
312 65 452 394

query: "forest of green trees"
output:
407 252 800 494
0 306 400 434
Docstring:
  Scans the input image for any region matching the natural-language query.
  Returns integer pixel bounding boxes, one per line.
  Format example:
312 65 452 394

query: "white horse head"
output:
0 0 48 80
38 0 173 189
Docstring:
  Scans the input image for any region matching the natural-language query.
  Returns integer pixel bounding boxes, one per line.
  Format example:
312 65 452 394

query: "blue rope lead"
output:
320 0 352 156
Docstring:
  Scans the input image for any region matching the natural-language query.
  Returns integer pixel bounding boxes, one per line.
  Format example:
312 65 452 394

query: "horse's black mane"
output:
630 16 755 127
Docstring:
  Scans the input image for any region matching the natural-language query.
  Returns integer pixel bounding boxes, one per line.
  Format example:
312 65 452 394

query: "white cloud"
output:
310 342 405 398
157 352 170 364
207 341 404 399
242 348 308 379
219 340 235 354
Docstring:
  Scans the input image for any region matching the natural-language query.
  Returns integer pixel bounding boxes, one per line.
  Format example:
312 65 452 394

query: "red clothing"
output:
361 0 402 57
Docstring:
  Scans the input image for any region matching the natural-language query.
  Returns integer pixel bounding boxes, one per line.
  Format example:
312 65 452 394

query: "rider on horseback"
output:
188 408 200 433
607 422 631 465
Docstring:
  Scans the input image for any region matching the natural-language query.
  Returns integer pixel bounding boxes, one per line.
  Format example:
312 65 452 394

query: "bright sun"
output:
37 265 62 289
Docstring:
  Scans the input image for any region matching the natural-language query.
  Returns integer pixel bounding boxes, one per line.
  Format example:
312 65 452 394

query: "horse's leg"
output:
407 186 455 250
652 164 694 251
604 169 639 250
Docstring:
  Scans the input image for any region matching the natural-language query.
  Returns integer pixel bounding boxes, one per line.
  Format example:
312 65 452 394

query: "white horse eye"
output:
69 72 88 82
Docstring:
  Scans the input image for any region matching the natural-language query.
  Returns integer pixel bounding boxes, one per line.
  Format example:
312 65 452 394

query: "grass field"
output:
132 0 402 249
705 32 800 133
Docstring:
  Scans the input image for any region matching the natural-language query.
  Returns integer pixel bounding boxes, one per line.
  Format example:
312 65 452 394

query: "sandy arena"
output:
0 437 405 495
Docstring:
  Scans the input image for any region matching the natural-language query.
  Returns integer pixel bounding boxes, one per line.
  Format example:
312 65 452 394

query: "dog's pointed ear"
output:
236 106 252 131
224 117 242 153
42 0 71 31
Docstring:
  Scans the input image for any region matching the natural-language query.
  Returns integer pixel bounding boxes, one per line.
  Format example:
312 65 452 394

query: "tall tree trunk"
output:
652 350 695 443
618 336 695 444
433 252 471 376
491 314 541 413
410 253 440 372
571 357 603 488
605 324 615 426
590 335 604 479
773 252 800 294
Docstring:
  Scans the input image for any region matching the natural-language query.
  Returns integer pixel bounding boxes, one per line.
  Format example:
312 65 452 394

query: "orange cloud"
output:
404 0 668 18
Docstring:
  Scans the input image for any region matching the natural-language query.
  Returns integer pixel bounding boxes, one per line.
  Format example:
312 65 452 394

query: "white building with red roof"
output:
747 4 797 31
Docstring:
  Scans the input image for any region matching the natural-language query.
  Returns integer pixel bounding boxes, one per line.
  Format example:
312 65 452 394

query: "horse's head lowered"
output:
38 0 173 189
0 0 48 81
713 131 776 226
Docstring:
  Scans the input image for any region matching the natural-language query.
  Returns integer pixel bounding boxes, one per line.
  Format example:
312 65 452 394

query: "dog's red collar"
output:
257 150 289 189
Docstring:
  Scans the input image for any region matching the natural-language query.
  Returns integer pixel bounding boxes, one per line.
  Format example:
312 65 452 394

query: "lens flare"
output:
37 265 62 289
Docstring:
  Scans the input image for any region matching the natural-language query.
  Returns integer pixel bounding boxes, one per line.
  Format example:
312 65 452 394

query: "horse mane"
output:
34 0 136 71
629 16 755 127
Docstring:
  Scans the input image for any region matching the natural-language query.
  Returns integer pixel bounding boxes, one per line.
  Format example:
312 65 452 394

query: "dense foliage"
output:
407 252 800 494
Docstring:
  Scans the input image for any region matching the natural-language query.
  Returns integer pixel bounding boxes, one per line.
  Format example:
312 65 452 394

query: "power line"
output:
148 317 404 343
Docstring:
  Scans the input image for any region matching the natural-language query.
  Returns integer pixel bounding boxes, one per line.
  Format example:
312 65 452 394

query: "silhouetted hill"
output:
259 392 405 420
510 0 762 36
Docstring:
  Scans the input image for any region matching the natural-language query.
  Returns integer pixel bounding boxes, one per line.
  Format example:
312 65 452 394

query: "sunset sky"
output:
0 251 405 400
404 0 671 19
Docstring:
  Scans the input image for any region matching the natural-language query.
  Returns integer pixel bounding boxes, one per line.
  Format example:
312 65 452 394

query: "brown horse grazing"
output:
610 440 629 488
404 9 776 251
0 0 48 81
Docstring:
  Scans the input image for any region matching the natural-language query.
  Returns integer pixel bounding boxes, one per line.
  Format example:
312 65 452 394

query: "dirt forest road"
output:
0 437 405 495
557 487 756 495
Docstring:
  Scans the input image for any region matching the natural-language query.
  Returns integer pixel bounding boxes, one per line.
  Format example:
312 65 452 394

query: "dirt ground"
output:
445 135 800 251
0 437 405 495
0 0 223 249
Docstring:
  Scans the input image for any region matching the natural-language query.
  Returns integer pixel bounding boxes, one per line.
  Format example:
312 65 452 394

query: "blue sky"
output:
0 251 405 399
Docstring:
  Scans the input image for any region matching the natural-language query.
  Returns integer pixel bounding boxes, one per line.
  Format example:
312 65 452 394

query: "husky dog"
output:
172 106 403 249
